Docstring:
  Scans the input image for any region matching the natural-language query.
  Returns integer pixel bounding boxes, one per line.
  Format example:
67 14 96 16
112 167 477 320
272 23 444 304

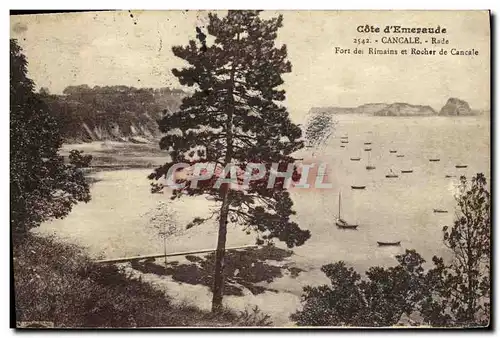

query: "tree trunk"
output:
465 231 476 324
211 31 238 313
211 186 230 312
466 262 476 324
211 101 234 312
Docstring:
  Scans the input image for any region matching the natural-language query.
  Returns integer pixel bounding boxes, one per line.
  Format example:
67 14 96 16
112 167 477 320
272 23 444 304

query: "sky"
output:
10 10 490 121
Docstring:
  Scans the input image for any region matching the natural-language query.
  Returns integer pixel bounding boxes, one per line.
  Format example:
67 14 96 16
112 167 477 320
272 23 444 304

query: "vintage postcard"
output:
10 10 490 328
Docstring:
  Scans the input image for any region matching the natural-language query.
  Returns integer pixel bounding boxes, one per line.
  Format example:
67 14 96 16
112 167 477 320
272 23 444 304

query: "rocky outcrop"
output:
310 102 437 116
439 98 472 116
374 103 436 116
356 103 389 114
310 103 389 115
310 98 483 118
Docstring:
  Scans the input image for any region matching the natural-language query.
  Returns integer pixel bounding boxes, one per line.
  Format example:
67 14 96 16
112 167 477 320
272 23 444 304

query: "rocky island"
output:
310 98 485 117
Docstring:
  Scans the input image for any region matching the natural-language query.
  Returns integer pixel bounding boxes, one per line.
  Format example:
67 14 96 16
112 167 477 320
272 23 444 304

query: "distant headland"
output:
310 98 487 117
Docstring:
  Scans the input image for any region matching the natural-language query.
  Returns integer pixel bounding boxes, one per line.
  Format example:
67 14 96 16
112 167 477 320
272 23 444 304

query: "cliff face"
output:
439 98 473 116
43 85 185 143
374 103 437 116
76 113 163 144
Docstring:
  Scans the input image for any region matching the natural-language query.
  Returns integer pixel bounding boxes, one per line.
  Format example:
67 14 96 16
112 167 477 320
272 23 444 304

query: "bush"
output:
291 250 427 327
235 306 272 326
13 235 237 327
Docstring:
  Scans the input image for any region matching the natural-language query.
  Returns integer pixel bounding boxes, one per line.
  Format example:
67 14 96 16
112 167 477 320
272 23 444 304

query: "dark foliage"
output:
235 306 272 326
291 250 427 326
149 11 311 311
13 234 239 327
421 174 490 327
10 39 91 237
150 10 310 247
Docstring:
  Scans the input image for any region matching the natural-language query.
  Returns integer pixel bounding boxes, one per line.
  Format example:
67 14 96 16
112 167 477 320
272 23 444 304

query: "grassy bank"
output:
12 234 270 328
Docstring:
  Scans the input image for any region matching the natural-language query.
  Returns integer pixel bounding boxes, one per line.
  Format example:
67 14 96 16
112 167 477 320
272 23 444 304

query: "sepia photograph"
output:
10 10 491 328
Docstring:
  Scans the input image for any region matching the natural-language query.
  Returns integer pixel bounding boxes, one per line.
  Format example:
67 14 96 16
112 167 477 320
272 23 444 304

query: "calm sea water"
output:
291 114 490 272
41 115 490 271
38 115 490 324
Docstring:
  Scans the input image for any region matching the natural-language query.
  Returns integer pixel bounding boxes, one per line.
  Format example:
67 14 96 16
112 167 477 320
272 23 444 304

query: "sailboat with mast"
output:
336 191 358 230
365 148 376 170
385 169 399 178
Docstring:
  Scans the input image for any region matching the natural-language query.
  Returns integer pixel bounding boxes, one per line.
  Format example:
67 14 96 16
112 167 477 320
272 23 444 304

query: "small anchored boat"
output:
337 221 359 230
351 185 366 190
401 170 413 174
341 140 349 144
377 241 401 247
455 165 468 169
364 148 372 152
389 150 397 153
429 159 440 162
350 157 361 161
364 142 372 145
365 150 375 170
433 209 448 213
385 169 399 178
340 145 346 148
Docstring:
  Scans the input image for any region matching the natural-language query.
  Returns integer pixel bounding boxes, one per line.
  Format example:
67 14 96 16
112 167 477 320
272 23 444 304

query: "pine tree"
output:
149 11 310 312
422 173 490 326
10 39 91 238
